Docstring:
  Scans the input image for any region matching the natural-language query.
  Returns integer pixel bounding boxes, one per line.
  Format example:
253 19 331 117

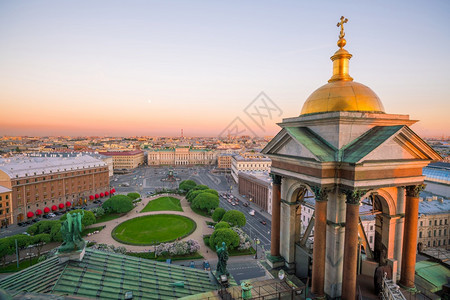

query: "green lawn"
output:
95 213 123 224
112 214 196 245
141 196 183 212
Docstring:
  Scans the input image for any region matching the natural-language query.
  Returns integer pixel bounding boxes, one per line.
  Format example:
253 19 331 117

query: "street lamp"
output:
254 238 260 259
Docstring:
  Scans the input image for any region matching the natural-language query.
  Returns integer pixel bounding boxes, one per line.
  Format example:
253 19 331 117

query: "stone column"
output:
399 184 424 288
393 186 405 282
342 190 366 300
311 187 328 298
270 174 282 257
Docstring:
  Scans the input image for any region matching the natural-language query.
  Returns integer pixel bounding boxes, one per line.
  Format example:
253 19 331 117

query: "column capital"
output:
311 186 329 202
405 184 425 197
270 173 282 185
343 189 368 205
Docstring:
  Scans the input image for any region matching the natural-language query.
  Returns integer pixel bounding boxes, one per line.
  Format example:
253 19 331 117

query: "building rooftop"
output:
423 162 450 185
99 150 143 156
233 154 271 162
418 194 450 216
0 156 106 179
0 185 12 193
0 248 217 299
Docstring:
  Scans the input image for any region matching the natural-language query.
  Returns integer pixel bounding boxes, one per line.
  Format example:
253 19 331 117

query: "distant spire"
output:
328 16 353 83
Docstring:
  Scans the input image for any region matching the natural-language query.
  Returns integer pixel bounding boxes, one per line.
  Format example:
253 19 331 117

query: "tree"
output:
61 210 96 228
50 222 62 242
32 234 51 257
102 195 134 213
179 180 197 192
27 220 60 236
214 221 230 230
212 208 226 222
192 185 209 191
127 192 141 200
222 210 246 227
209 228 240 250
186 189 204 202
13 234 32 261
191 192 219 211
0 238 14 267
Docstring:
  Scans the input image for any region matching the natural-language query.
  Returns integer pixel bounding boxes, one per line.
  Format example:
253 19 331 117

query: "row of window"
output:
0 195 10 200
426 239 448 247
0 208 10 215
419 228 448 238
420 219 448 226
13 168 107 185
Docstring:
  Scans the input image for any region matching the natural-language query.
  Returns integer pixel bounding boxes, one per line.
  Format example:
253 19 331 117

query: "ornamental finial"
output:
336 16 348 48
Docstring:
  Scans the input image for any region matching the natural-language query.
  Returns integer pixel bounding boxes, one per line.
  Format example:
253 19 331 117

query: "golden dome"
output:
300 17 385 116
300 80 385 115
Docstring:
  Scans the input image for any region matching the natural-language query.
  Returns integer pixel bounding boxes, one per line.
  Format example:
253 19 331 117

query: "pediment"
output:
341 125 442 163
262 127 336 162
274 135 319 160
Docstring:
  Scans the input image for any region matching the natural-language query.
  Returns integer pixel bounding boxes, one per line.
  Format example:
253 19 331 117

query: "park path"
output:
85 194 217 260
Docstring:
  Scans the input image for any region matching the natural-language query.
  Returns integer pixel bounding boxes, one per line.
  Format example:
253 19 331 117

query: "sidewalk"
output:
85 194 217 260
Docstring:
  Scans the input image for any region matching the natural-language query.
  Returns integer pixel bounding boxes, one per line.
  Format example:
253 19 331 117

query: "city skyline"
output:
1 1 449 137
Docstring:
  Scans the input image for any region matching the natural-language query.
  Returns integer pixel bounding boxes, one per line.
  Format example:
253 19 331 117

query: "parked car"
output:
22 232 30 236
48 213 56 218
260 220 267 225
32 218 41 223
17 222 24 226
243 203 249 207
43 214 51 219
189 261 195 268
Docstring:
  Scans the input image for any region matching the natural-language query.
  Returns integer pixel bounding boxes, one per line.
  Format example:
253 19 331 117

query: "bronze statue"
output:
215 242 229 277
59 211 85 252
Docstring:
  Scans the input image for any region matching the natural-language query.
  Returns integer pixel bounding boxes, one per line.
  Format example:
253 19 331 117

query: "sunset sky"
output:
0 1 449 137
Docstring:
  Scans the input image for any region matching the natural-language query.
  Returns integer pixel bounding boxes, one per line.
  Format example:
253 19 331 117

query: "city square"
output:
0 1 449 299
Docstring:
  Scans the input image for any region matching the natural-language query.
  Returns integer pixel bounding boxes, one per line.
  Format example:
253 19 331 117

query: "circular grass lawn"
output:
112 214 196 245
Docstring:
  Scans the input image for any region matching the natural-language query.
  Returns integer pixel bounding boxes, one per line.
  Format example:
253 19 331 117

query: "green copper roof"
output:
285 127 337 162
339 126 404 163
415 260 450 292
0 249 217 299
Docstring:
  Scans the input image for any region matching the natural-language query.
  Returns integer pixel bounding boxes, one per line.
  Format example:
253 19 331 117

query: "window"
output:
429 220 432 226
369 236 373 244
428 241 430 247
419 232 422 238
428 231 431 237
440 220 442 225
435 220 437 226
434 230 436 237
370 225 374 231
420 221 423 226
439 229 441 236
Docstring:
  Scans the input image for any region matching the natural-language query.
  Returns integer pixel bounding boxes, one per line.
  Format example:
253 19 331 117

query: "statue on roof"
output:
216 242 229 277
59 211 85 252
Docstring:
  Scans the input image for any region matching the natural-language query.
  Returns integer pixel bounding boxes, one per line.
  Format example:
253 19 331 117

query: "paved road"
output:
114 166 230 195
218 195 272 251
172 258 269 284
